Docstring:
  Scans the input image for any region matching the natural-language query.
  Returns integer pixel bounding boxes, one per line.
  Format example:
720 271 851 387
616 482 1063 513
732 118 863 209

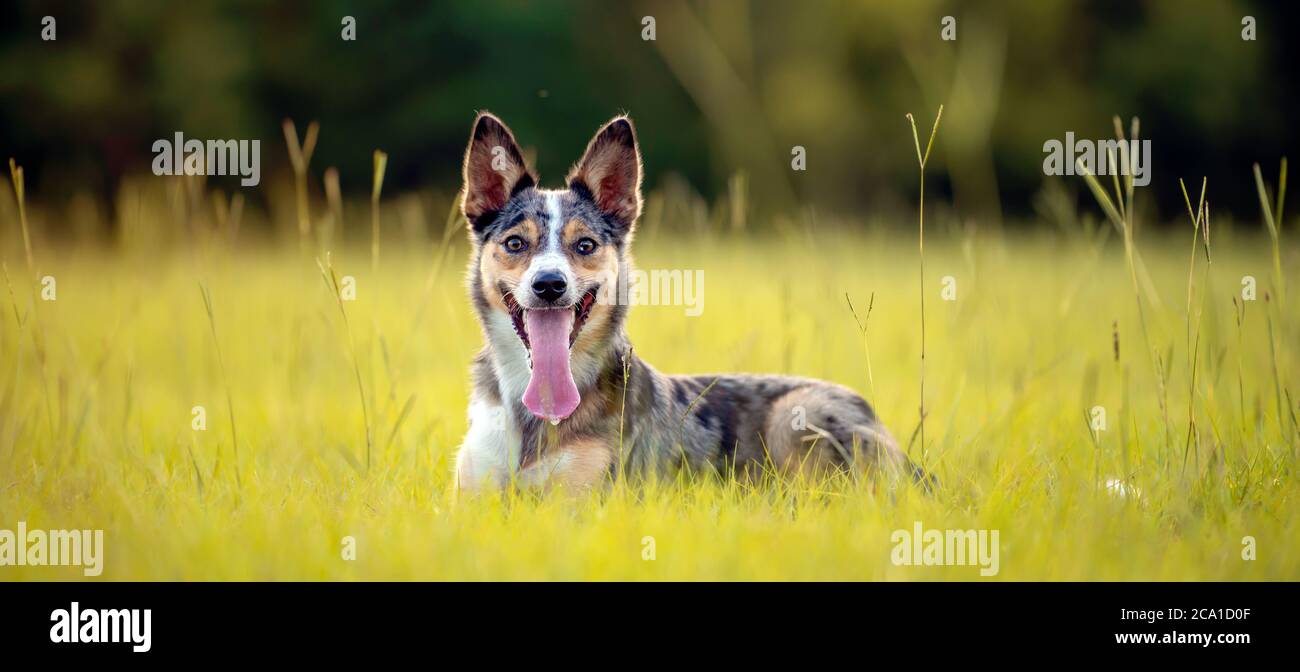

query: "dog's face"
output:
461 113 642 422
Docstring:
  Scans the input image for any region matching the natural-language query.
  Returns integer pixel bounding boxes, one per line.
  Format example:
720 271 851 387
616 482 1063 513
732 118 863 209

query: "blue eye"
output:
575 238 597 255
504 236 528 253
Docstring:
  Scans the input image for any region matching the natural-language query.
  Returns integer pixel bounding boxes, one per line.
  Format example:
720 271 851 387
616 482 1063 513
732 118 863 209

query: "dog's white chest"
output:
454 400 521 491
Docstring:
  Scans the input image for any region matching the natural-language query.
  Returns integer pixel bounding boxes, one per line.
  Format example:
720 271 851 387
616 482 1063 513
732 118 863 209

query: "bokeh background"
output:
1 1 1297 582
2 0 1297 241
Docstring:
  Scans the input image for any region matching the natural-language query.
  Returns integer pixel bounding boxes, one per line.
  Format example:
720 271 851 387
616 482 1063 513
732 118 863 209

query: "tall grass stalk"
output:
1232 297 1247 437
399 195 463 363
1195 201 1212 450
318 253 372 473
212 191 245 244
371 151 388 274
8 159 35 275
3 261 56 441
906 104 943 460
727 173 748 232
845 292 876 401
1264 292 1285 441
1179 177 1207 352
1252 159 1287 305
617 347 633 474
282 119 319 252
187 442 206 497
1253 160 1289 440
1177 178 1208 471
1076 116 1172 458
7 160 55 438
1083 407 1103 495
324 167 343 253
199 282 242 490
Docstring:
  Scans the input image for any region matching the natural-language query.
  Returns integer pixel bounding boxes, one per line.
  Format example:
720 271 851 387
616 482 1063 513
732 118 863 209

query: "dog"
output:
453 112 924 493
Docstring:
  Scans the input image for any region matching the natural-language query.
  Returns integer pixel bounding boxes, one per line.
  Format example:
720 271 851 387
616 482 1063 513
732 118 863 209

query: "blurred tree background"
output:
1 0 1296 235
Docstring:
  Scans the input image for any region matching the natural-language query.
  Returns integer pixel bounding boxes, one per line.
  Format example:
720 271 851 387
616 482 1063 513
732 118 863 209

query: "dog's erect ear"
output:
567 116 642 226
461 112 536 231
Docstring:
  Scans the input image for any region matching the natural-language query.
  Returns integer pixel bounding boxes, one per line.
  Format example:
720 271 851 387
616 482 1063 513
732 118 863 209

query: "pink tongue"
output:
522 309 581 422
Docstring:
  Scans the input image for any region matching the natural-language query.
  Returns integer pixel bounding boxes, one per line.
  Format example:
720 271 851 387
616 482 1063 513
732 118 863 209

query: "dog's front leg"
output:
517 437 614 493
454 401 520 494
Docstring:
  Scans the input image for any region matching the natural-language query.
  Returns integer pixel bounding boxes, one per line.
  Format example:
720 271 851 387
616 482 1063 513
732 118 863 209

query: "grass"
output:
1 174 1297 580
906 104 943 465
281 119 319 253
1076 117 1173 460
1253 158 1287 305
371 150 388 274
198 281 241 490
316 252 372 474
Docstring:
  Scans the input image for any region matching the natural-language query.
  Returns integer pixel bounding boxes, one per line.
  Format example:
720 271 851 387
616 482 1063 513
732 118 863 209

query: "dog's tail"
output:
819 422 935 491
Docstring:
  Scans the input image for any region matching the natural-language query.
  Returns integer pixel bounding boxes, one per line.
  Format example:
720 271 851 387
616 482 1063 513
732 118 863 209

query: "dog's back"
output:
619 367 918 483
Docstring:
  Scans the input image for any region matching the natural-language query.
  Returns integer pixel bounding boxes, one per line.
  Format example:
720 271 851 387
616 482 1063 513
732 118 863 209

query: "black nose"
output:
531 272 567 303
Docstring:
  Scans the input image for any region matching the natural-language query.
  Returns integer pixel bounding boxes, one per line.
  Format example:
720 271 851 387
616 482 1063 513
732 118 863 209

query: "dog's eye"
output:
503 236 528 253
574 238 598 255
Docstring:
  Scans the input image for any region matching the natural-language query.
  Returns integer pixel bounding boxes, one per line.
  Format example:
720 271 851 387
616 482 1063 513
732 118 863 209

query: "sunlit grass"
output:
0 212 1296 579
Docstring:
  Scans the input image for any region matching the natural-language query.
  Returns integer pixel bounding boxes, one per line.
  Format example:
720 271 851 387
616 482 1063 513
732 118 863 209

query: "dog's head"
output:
461 112 642 422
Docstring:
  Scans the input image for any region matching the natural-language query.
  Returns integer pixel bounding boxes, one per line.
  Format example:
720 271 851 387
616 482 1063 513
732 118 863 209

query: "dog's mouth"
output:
502 286 599 423
503 286 599 351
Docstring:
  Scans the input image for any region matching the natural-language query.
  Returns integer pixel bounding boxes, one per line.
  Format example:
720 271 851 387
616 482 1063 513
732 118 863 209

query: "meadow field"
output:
1 174 1298 581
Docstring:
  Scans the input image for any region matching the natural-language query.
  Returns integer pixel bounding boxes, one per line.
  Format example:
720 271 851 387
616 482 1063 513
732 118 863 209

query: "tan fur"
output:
517 375 617 471
477 219 539 308
561 219 613 273
518 436 615 493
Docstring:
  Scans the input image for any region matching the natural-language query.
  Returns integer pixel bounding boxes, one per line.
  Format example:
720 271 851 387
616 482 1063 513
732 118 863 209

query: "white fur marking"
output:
455 399 521 492
485 311 532 409
545 191 564 251
521 191 575 296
